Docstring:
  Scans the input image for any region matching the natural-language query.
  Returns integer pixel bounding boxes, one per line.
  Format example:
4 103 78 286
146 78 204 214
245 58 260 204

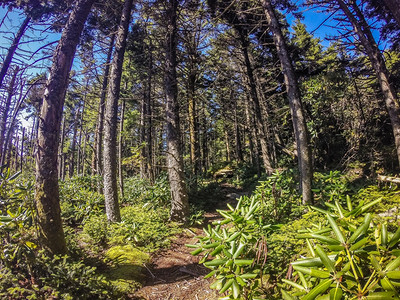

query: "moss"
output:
104 245 150 293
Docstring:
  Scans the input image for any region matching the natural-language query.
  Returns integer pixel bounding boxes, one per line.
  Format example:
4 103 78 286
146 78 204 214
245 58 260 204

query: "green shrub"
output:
110 205 177 251
0 250 121 300
190 195 284 299
123 174 171 208
59 177 104 225
82 214 109 246
282 197 400 299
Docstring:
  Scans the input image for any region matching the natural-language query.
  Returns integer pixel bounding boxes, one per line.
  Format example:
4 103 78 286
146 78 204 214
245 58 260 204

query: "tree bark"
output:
0 17 30 89
118 98 125 199
103 0 133 222
238 31 274 174
165 0 190 223
337 0 400 169
0 66 18 165
261 0 313 204
94 35 115 177
35 0 95 254
58 116 66 179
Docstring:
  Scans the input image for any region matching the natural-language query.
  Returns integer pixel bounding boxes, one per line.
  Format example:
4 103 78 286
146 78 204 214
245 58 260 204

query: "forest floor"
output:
133 183 248 300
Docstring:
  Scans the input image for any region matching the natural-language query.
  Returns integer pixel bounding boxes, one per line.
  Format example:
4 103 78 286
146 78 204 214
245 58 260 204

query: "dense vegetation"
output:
0 0 400 298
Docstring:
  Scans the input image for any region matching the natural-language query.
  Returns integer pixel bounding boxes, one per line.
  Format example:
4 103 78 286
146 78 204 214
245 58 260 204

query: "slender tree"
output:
261 0 313 204
335 0 400 168
165 0 190 222
35 0 95 254
0 17 30 89
103 0 133 222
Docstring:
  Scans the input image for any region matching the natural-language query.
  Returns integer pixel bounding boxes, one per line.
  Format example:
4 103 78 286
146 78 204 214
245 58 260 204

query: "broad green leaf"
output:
234 259 253 266
366 291 396 299
349 213 371 243
315 245 335 273
389 227 400 248
281 279 306 291
302 279 332 300
329 287 343 300
385 256 400 271
204 259 226 267
326 214 345 243
219 278 234 294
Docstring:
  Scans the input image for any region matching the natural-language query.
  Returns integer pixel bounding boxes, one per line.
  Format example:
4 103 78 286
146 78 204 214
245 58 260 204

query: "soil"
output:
133 183 248 300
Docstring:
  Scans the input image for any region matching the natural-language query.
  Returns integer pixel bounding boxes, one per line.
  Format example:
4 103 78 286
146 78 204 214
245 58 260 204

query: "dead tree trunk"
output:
35 0 95 254
337 0 400 169
0 17 30 89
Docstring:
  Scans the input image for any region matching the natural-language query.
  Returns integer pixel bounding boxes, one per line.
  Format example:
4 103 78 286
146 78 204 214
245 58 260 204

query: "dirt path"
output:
133 183 248 300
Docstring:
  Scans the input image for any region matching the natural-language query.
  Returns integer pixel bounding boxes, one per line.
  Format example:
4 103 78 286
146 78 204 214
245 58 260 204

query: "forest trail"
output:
134 183 249 300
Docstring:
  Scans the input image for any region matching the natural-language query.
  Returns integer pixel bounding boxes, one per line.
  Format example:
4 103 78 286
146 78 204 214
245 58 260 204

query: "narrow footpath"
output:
134 184 248 300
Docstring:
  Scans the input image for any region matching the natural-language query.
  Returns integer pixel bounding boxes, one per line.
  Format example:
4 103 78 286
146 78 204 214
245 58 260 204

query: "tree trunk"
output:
238 31 274 174
140 93 147 178
261 0 313 204
188 71 200 175
146 42 154 182
165 0 190 223
103 0 133 222
233 93 243 162
58 116 66 179
0 66 18 165
0 17 30 89
245 97 261 177
35 0 95 254
337 0 400 169
69 113 78 178
94 34 115 177
20 127 25 171
118 98 125 199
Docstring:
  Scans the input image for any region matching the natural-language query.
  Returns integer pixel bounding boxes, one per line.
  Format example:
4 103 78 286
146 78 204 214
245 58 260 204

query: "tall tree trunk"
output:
337 0 400 168
0 66 18 165
0 17 30 89
165 0 190 223
35 0 95 254
94 34 115 177
261 0 313 204
77 82 88 175
58 116 66 179
238 31 274 174
20 127 25 171
245 97 261 177
146 42 154 182
69 113 78 178
118 98 125 199
140 93 148 178
188 71 200 175
233 93 243 162
103 0 133 222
